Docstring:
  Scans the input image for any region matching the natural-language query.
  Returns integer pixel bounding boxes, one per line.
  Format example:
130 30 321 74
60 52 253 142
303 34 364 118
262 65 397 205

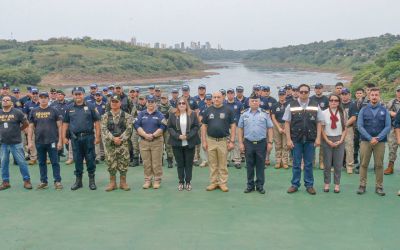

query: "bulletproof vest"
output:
289 99 318 142
159 103 170 119
360 105 388 142
107 111 127 137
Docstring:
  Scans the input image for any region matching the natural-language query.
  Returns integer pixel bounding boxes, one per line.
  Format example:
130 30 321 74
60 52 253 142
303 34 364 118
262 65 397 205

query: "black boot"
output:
71 176 83 191
88 174 97 190
167 157 173 168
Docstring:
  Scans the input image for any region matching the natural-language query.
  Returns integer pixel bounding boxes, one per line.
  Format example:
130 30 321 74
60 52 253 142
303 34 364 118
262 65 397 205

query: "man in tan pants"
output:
201 91 235 192
341 88 358 174
134 95 167 189
271 88 289 169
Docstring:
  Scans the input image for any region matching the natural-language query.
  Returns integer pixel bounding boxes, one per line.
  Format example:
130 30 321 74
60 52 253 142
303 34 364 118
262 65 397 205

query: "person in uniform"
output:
148 85 156 96
27 92 63 190
201 91 235 192
169 88 179 108
238 93 273 194
154 87 162 104
0 83 19 108
0 95 32 190
383 86 400 175
235 85 247 105
101 94 133 192
284 84 323 195
106 84 133 114
198 93 213 168
130 94 147 167
194 84 207 112
159 93 174 168
284 84 294 102
12 88 24 110
271 88 289 169
23 88 40 165
94 91 107 163
62 87 101 191
134 95 167 189
356 87 390 196
225 88 243 168
353 88 366 174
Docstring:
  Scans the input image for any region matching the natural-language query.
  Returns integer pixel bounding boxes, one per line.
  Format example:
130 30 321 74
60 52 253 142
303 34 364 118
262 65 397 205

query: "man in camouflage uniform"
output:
384 86 400 175
130 94 147 167
101 94 133 191
159 93 174 168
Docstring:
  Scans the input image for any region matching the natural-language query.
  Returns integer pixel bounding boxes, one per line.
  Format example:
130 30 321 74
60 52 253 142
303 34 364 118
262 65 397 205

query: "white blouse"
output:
180 113 188 146
321 109 343 136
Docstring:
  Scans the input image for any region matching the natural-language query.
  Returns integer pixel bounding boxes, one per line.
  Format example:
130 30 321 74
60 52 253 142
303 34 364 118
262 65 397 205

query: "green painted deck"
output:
1 152 400 250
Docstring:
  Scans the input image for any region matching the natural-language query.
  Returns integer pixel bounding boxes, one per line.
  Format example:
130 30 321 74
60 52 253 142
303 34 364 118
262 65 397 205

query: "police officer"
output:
201 91 235 192
134 95 167 189
62 87 101 191
50 90 71 159
84 83 98 104
285 84 294 102
238 93 273 194
106 84 133 114
130 94 147 167
102 94 133 192
198 93 213 168
169 88 179 108
154 86 162 104
259 85 274 165
383 85 400 175
0 83 19 108
356 87 390 196
181 84 199 112
271 88 289 169
225 88 243 168
284 84 323 195
235 85 247 105
12 88 24 110
23 88 40 165
94 91 107 163
159 93 174 168
148 84 156 96
194 84 207 111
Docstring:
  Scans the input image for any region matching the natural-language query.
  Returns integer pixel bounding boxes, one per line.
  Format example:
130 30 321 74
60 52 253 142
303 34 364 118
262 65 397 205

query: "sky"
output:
1 0 400 50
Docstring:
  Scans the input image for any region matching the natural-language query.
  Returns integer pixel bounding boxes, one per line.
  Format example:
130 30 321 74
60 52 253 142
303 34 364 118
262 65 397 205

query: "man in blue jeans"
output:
28 92 63 190
283 84 323 195
0 95 32 190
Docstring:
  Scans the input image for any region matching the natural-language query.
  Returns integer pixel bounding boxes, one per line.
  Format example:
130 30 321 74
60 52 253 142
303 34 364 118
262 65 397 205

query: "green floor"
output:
1 152 400 250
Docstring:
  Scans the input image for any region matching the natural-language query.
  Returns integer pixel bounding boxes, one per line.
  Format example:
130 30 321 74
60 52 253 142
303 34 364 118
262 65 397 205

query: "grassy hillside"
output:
243 33 400 74
0 37 206 86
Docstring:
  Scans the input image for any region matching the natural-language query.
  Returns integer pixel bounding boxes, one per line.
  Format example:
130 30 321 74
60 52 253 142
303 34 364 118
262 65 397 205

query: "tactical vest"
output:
360 105 388 142
159 103 171 119
289 99 318 142
107 111 126 137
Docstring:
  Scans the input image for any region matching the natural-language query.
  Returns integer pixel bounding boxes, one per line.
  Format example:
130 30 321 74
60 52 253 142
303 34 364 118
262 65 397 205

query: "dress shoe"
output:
375 187 386 196
306 187 316 195
244 187 255 193
287 186 298 194
256 188 266 194
356 186 366 195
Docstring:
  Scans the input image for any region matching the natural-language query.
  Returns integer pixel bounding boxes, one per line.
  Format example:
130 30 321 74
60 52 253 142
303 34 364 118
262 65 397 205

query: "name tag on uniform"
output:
51 142 56 148
234 105 237 109
209 114 214 119
84 107 88 111
4 122 8 128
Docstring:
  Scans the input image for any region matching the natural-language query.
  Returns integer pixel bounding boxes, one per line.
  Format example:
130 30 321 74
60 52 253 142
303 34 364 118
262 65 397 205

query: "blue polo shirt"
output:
134 109 166 134
64 102 100 134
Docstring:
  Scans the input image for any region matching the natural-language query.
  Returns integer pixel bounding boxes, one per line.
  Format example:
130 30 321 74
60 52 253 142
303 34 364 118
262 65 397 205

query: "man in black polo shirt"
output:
201 91 235 192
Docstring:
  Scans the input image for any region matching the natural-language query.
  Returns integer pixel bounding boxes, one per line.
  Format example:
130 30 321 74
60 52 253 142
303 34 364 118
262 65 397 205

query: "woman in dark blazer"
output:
168 97 201 191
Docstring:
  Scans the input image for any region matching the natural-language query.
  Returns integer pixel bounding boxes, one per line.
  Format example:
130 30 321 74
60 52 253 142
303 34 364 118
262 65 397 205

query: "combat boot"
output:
219 184 229 192
167 157 173 168
65 159 74 165
384 161 394 175
119 175 130 191
71 176 83 190
153 180 161 189
88 174 97 190
142 180 152 189
105 176 117 192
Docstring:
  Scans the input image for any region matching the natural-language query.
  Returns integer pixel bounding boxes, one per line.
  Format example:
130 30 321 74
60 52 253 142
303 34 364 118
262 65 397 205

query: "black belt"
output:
208 136 227 142
75 132 94 137
245 138 266 145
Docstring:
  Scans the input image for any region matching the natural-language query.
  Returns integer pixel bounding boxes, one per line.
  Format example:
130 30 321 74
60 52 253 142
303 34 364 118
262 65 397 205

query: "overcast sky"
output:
1 0 400 50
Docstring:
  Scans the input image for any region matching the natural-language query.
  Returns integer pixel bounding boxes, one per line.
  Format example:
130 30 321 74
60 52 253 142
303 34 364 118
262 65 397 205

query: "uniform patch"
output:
209 113 214 119
161 118 167 125
276 107 280 112
220 113 225 119
310 116 316 121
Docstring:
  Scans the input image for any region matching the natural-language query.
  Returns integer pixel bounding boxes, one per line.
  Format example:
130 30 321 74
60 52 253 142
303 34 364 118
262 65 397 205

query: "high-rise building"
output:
154 42 160 49
130 37 137 46
205 42 211 50
174 43 180 49
181 42 185 50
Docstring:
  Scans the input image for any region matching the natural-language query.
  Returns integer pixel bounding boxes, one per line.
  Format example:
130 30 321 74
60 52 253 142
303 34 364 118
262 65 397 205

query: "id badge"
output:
51 142 56 148
84 106 88 111
4 122 8 128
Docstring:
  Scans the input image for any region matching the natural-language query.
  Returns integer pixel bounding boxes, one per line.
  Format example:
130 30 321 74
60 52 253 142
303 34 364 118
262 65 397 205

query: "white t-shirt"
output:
321 109 343 136
180 113 188 146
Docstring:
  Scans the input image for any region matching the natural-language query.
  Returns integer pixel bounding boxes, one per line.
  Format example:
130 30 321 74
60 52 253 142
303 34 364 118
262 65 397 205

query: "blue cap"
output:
285 84 293 89
227 88 235 93
182 85 190 91
253 84 261 91
236 85 244 91
89 83 98 88
146 95 156 101
39 92 49 98
107 91 113 97
205 93 212 100
12 88 20 93
108 84 115 89
72 87 85 94
261 86 270 91
134 87 140 92
102 87 108 92
315 83 323 88
26 86 32 91
292 85 299 91
219 89 226 95
2 83 10 88
31 88 39 94
198 84 206 89
278 88 286 95
148 84 155 89
95 91 102 95
171 88 179 93
341 88 350 94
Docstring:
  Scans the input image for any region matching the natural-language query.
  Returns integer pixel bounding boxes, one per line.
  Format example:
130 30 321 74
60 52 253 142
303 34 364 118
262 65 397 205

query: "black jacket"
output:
167 111 201 148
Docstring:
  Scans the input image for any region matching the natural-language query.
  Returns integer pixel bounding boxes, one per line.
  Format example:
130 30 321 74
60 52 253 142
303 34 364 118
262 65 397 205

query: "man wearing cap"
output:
28 92 63 190
198 93 213 167
284 84 323 195
271 88 289 169
169 88 179 108
285 84 294 102
94 91 107 163
238 93 273 194
154 87 162 104
0 95 32 190
49 88 58 105
134 95 167 189
243 85 260 109
19 87 33 108
259 85 274 165
0 83 19 109
62 87 101 191
106 85 133 114
50 90 71 160
23 88 40 165
383 86 400 175
128 89 138 105
130 94 147 167
341 88 358 174
12 88 23 110
159 93 174 168
102 87 109 96
148 85 156 96
235 85 247 105
310 83 329 170
181 84 199 112
194 84 207 111
225 88 243 168
101 94 133 191
201 91 236 192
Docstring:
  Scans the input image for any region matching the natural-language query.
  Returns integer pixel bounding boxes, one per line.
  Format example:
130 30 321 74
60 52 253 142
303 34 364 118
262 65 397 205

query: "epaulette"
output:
240 108 249 114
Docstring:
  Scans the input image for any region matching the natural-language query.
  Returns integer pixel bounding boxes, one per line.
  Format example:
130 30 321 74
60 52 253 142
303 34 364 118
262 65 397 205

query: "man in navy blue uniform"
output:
235 85 247 105
62 87 101 191
181 84 199 112
194 84 207 111
225 88 243 168
50 90 70 159
169 88 179 108
93 91 107 163
23 88 40 165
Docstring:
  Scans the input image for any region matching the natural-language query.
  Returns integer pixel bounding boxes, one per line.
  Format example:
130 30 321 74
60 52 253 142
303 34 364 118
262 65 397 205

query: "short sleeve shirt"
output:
29 106 62 144
0 108 27 144
202 105 235 138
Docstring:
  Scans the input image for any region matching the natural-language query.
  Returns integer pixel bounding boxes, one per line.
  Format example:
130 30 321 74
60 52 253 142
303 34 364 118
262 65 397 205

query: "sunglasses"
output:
147 101 155 103
2 99 11 102
178 102 186 105
329 99 340 102
74 93 83 96
299 91 309 94
115 87 121 89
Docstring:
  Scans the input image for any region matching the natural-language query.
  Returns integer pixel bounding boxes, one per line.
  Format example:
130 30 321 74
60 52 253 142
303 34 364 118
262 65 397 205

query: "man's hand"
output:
27 142 33 151
113 137 122 145
314 138 321 147
57 141 62 150
227 141 234 151
63 137 69 145
370 137 379 145
287 139 294 149
267 142 273 152
145 133 154 141
202 141 208 151
179 135 187 140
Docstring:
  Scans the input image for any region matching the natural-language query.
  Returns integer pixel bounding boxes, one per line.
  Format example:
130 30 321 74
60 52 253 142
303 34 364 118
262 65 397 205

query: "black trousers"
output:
244 139 266 189
172 146 195 184
71 134 96 177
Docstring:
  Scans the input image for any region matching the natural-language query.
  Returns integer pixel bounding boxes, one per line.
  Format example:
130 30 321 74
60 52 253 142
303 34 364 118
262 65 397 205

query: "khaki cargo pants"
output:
359 141 385 188
344 126 354 170
140 136 164 182
273 123 289 166
207 137 228 185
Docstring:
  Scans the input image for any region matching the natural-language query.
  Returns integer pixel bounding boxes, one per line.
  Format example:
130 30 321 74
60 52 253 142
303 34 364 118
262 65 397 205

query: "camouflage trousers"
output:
163 130 174 159
131 129 140 157
104 141 130 176
388 128 399 163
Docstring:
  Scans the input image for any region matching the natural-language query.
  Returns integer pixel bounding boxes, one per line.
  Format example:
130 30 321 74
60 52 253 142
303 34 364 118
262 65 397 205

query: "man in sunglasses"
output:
284 84 323 195
62 87 101 190
0 83 19 109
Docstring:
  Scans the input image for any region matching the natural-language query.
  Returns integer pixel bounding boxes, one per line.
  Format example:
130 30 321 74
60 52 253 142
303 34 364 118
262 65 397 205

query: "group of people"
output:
1 80 400 196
